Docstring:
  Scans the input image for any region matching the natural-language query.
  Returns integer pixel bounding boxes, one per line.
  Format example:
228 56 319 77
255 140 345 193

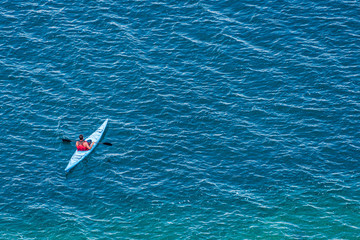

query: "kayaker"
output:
76 134 95 151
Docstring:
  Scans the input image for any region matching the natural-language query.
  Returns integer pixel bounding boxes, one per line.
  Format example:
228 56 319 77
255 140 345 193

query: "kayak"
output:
65 119 109 172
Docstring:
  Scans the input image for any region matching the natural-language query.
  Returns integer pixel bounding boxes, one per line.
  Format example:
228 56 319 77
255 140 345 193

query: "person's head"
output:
79 134 84 140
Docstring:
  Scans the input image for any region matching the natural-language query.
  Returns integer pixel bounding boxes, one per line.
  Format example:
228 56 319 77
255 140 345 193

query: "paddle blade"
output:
62 139 72 143
102 142 112 146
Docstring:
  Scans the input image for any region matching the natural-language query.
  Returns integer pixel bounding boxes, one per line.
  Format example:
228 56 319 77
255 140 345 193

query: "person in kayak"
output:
76 134 95 151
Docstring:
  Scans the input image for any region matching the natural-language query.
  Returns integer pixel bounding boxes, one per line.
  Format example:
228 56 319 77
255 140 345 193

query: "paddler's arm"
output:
87 142 95 150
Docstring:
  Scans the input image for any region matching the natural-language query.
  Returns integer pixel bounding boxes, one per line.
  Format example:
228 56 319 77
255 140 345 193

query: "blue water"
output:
1 0 359 239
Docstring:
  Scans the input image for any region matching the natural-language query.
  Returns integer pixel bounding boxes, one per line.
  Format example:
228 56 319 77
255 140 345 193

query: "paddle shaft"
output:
62 139 112 146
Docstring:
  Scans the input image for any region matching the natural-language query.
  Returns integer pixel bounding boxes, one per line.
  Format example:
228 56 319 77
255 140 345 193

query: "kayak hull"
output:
65 119 108 172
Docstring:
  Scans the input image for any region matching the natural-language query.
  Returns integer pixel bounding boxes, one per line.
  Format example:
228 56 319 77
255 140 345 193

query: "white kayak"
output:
65 119 109 172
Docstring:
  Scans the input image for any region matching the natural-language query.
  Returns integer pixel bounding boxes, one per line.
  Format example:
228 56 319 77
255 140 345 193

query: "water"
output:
1 0 359 239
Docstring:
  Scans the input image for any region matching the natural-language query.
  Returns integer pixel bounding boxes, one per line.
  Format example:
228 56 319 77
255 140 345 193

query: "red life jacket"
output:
77 140 88 151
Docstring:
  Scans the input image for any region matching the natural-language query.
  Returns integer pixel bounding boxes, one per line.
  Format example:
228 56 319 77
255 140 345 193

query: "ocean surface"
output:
1 0 359 239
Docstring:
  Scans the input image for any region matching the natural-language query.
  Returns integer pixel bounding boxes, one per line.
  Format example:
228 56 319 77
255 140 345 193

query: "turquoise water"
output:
1 0 359 239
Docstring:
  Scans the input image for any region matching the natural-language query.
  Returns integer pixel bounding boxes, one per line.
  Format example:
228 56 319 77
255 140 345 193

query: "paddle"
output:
62 138 112 146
